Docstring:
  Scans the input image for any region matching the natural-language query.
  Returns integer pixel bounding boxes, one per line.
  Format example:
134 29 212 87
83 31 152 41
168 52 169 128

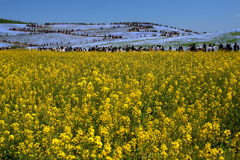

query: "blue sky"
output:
1 0 240 32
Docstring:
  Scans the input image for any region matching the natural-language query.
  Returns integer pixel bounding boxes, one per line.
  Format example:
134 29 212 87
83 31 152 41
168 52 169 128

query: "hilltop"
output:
0 18 32 24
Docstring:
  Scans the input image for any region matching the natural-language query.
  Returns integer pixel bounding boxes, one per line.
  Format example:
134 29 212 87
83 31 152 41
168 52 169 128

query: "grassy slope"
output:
0 19 28 24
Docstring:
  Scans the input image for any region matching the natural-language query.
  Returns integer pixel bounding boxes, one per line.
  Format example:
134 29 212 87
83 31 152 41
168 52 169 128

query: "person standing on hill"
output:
219 43 224 50
208 44 213 51
226 44 232 51
203 43 206 52
212 44 216 51
197 45 202 51
190 44 197 51
233 43 239 51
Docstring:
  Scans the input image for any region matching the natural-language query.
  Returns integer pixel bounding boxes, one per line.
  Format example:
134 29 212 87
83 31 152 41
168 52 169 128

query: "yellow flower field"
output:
0 49 240 159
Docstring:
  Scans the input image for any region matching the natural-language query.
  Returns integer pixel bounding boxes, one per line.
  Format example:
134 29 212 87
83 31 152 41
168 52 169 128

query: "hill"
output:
0 21 239 50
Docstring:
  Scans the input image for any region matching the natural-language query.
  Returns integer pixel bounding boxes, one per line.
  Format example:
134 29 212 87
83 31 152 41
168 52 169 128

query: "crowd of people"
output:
32 43 239 52
111 22 200 34
1 39 65 47
128 28 192 37
188 43 239 52
45 23 106 25
10 27 78 34
17 32 45 36
0 46 13 50
1 35 239 52
0 42 239 52
9 27 125 40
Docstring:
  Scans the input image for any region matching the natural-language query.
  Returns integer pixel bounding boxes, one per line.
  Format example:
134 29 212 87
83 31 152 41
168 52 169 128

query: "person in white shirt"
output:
208 44 212 51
